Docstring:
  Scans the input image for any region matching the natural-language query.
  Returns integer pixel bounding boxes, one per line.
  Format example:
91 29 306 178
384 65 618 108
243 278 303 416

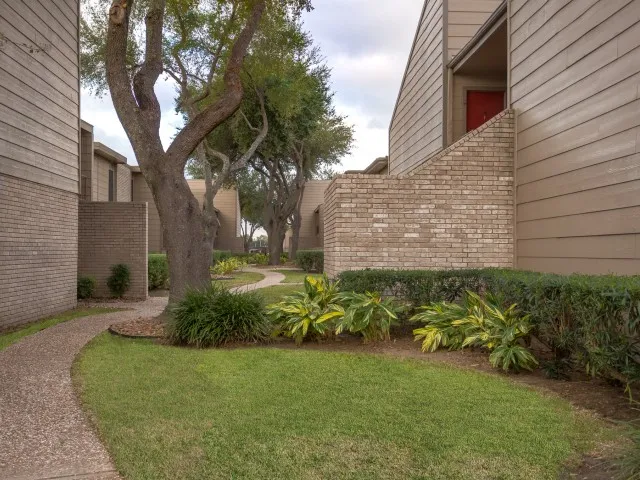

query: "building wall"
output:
131 172 163 253
511 0 640 274
299 180 330 250
447 0 504 60
0 1 80 327
0 176 78 329
117 164 132 202
389 0 444 175
80 127 93 201
94 154 114 202
325 110 514 277
78 202 148 299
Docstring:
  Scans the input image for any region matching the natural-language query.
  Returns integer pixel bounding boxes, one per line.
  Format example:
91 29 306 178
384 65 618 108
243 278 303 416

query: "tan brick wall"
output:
324 110 515 277
78 202 148 299
117 165 132 202
0 174 78 329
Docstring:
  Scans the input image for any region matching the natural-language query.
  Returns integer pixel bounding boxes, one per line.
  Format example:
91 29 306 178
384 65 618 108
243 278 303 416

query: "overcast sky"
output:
80 1 424 171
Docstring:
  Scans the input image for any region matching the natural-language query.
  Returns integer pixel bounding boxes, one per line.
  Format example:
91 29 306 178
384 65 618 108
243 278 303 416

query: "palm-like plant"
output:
335 291 403 342
267 275 343 344
410 301 468 352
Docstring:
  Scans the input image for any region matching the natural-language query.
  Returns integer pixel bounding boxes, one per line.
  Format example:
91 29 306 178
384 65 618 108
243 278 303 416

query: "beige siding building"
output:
0 1 81 328
285 180 330 252
326 0 640 276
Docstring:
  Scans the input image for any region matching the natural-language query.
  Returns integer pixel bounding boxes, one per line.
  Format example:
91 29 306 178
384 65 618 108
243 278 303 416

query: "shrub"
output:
411 291 537 372
212 250 233 263
340 269 640 388
148 254 169 290
211 258 245 276
169 285 271 347
77 276 96 299
267 275 342 344
107 264 131 298
335 291 404 342
296 250 324 272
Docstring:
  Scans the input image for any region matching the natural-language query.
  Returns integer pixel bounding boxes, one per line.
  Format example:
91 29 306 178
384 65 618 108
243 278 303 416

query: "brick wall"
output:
117 165 132 202
324 110 515 277
0 174 78 329
78 202 148 299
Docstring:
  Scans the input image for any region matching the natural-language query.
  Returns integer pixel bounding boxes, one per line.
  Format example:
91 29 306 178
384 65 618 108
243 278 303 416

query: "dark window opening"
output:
108 169 115 201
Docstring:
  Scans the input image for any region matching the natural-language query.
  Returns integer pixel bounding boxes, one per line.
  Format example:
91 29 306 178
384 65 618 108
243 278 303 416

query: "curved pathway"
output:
0 297 167 480
230 266 286 293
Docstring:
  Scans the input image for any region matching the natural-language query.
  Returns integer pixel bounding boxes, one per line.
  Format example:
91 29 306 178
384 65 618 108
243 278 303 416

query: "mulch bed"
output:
109 317 166 338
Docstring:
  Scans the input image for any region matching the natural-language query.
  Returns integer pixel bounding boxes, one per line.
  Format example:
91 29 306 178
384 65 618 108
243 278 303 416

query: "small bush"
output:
335 291 404 342
296 250 323 272
212 250 233 263
148 254 169 290
267 275 342 344
211 258 245 276
77 276 96 299
169 285 271 347
411 291 537 372
107 264 131 298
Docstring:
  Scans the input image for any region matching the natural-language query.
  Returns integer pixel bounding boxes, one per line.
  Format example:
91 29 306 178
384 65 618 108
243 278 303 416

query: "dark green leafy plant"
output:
295 250 324 273
335 291 403 342
169 285 271 347
107 264 130 298
148 254 169 290
267 275 341 344
77 276 96 299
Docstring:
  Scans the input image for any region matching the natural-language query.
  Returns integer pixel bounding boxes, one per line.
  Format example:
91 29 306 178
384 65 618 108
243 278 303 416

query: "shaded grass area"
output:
214 271 265 289
257 284 304 304
75 334 616 480
277 269 322 284
0 307 122 352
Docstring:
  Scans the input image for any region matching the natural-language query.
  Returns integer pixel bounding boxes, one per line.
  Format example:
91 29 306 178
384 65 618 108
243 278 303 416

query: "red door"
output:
466 90 505 132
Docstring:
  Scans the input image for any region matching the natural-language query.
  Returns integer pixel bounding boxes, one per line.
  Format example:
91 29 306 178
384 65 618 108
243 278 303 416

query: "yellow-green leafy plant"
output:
267 275 342 344
412 291 538 372
211 258 246 276
335 291 404 342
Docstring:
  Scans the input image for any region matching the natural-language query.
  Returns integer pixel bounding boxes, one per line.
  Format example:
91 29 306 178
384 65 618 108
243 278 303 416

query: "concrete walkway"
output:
0 297 167 480
230 266 286 293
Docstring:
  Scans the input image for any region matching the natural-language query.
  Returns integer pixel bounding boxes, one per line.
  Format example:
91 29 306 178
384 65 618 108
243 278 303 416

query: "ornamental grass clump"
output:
169 284 271 348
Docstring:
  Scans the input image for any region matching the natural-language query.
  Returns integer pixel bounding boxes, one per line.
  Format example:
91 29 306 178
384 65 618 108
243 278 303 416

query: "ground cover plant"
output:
211 258 247 276
75 335 616 480
215 272 265 289
339 269 640 391
258 285 304 305
169 285 271 347
0 308 121 352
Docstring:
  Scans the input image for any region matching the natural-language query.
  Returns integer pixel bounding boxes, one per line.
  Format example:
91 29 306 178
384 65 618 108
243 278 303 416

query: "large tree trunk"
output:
266 225 285 265
289 183 306 261
146 160 212 304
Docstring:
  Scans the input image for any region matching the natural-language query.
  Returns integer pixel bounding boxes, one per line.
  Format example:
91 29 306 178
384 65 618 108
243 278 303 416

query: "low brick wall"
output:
78 202 148 299
324 110 515 277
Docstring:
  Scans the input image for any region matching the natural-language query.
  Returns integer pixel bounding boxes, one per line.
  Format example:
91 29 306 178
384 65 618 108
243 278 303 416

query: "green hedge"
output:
148 254 169 290
296 250 323 272
339 268 640 389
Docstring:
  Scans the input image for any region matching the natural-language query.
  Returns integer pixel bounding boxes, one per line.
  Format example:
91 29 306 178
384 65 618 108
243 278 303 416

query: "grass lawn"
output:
75 334 615 480
277 269 322 284
0 307 122 352
214 271 265 289
256 284 304 304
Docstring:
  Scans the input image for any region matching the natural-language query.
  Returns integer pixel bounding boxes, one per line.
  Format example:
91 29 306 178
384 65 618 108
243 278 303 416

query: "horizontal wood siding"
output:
299 180 329 250
447 0 504 60
511 0 640 274
0 0 79 193
389 0 444 175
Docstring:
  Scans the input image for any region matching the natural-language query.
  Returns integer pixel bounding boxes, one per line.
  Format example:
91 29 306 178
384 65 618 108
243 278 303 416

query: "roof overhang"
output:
80 120 93 133
94 142 127 165
344 156 389 174
448 0 508 74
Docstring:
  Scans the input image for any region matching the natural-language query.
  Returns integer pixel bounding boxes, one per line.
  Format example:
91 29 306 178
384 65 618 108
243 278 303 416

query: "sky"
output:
80 1 425 172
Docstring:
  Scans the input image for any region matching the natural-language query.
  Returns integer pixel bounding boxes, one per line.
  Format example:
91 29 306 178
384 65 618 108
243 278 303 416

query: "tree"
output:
235 170 266 251
81 0 311 303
